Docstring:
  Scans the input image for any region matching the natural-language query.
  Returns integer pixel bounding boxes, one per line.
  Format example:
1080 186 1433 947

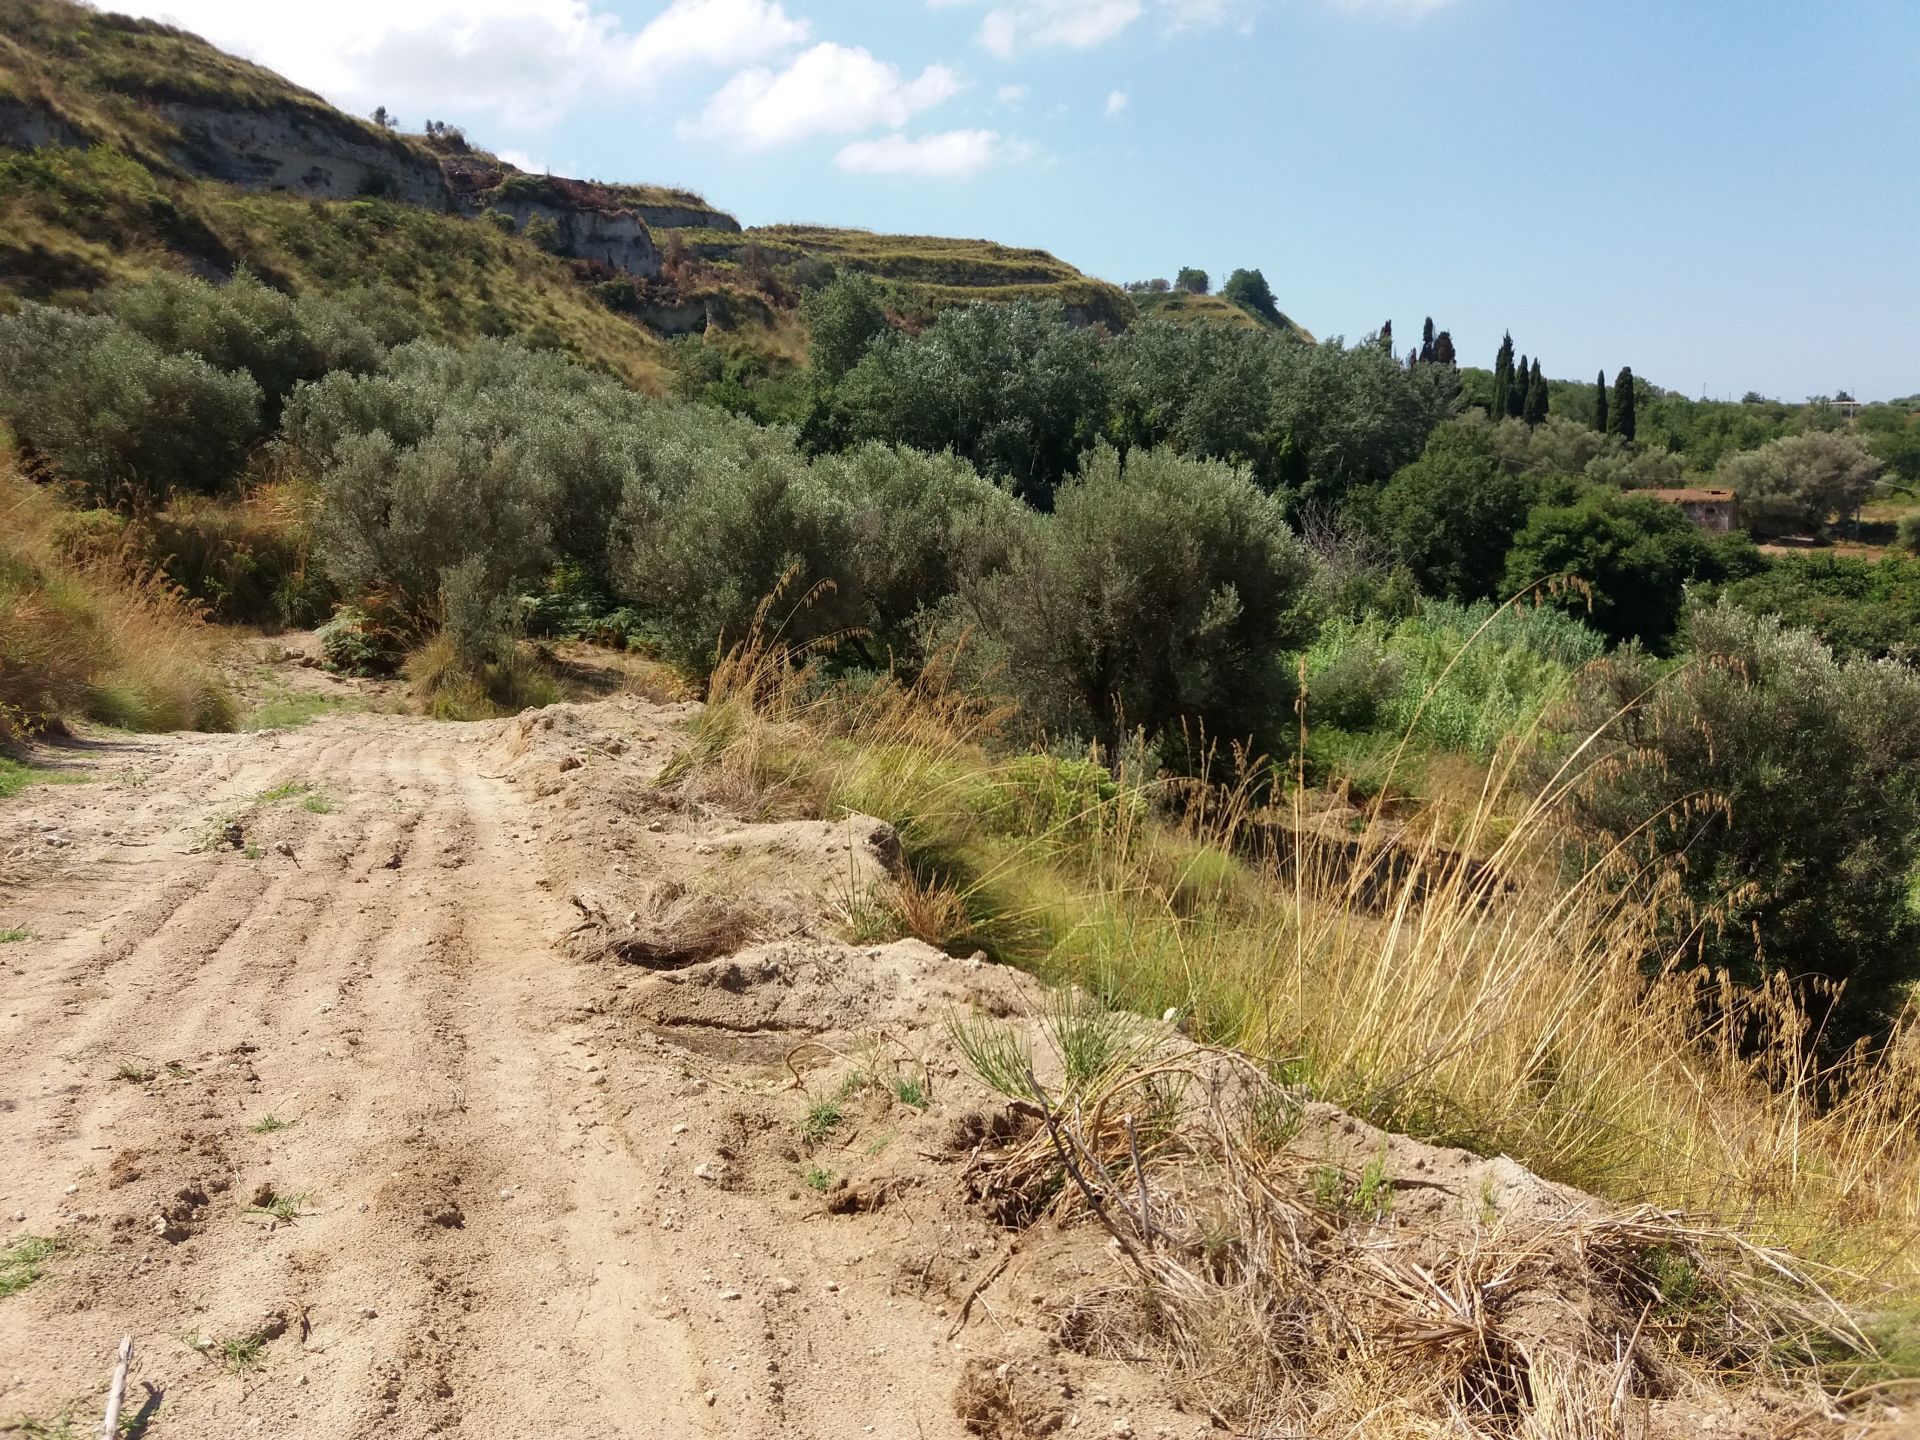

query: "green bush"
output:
315 605 406 676
1503 490 1731 650
959 445 1317 754
1703 551 1920 663
1550 600 1920 1045
0 303 262 506
1304 600 1603 756
100 269 384 421
612 411 859 672
1375 422 1539 601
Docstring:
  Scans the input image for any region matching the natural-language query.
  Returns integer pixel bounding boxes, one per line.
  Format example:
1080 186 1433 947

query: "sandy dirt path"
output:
0 699 1175 1439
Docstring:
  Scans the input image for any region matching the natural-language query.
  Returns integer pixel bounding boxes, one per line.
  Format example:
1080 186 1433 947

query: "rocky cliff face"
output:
629 202 740 234
491 199 659 280
155 104 451 208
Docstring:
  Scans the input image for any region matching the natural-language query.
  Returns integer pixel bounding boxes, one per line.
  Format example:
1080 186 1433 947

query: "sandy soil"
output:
0 680 1199 1439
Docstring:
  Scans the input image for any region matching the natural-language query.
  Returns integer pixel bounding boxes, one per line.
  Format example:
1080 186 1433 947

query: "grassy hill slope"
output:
1132 287 1314 344
0 0 1321 381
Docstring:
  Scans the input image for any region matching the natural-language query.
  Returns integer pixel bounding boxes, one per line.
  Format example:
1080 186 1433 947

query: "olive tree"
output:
958 445 1318 754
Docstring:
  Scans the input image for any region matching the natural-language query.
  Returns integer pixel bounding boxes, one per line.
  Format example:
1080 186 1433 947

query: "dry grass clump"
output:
1 463 234 741
402 630 560 721
956 1025 1876 1436
565 879 784 970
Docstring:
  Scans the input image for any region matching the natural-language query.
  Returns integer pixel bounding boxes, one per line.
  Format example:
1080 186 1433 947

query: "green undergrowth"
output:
0 756 93 800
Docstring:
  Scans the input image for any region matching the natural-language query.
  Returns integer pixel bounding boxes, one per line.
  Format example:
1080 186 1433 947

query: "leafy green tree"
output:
1174 267 1209 295
1374 422 1539 600
1716 431 1882 537
1550 600 1920 1046
1503 489 1725 649
1593 371 1609 435
1509 354 1529 420
1608 365 1636 441
834 300 1107 507
1432 330 1456 366
1268 336 1459 505
1221 267 1281 325
799 271 888 384
959 445 1317 753
1105 320 1278 475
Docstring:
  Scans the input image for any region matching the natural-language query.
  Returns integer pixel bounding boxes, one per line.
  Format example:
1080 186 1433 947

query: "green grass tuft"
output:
0 1235 62 1299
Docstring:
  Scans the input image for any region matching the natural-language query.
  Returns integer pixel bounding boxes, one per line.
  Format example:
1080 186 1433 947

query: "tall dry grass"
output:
663 584 1920 1342
0 464 234 742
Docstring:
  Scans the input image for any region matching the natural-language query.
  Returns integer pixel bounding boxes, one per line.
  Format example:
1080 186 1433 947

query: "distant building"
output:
1646 487 1739 533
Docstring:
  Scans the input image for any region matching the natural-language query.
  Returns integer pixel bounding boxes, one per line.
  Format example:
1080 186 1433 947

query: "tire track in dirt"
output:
1 700 1203 1440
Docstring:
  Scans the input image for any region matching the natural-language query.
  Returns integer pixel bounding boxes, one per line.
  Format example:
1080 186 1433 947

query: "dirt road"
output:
0 693 1188 1439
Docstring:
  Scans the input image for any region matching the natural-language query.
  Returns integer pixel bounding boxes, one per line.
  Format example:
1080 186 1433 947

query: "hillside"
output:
1133 285 1315 343
0 0 1164 385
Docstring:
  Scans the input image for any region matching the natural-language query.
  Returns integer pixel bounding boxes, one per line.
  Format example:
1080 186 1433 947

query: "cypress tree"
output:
1380 319 1393 355
1594 370 1609 434
1492 332 1515 417
1508 352 1529 418
1434 331 1456 366
1610 366 1637 442
1524 358 1548 425
1419 316 1436 363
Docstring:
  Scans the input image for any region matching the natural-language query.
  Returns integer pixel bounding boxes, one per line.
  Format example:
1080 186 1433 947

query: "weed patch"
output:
0 1236 62 1299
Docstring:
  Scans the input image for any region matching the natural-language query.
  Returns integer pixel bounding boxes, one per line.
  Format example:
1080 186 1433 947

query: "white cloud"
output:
980 0 1143 56
996 82 1031 105
685 43 962 150
835 129 1000 177
106 0 808 132
497 147 549 172
1103 88 1129 117
1321 0 1457 13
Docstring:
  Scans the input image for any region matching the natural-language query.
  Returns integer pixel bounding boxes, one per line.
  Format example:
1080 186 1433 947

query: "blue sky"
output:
119 0 1920 400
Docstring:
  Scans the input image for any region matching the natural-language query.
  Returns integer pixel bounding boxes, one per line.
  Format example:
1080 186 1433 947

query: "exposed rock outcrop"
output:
489 198 658 280
0 100 87 151
155 104 450 208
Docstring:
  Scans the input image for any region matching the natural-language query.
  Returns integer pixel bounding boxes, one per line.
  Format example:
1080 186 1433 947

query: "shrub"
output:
1503 490 1727 650
1375 422 1539 601
1304 600 1603 756
403 630 558 720
1703 550 1920 663
612 415 858 672
0 303 262 506
99 269 385 421
959 445 1317 754
819 442 1026 661
1549 600 1920 1045
1 467 233 738
315 605 407 676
